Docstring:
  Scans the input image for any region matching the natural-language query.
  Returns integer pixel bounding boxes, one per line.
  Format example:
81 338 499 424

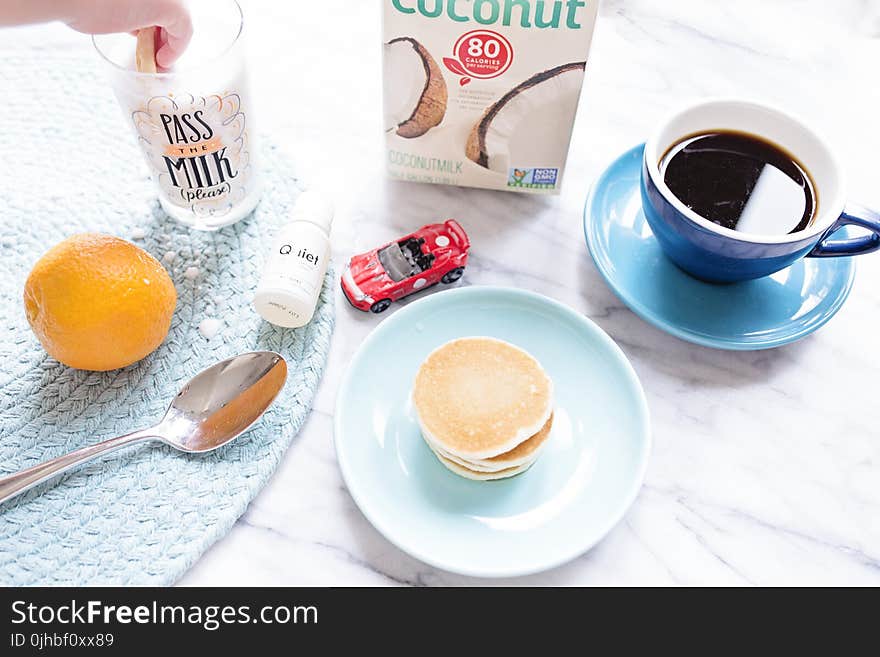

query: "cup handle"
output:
808 203 880 257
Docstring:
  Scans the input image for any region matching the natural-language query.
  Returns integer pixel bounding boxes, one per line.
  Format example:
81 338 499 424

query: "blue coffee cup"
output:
640 99 880 283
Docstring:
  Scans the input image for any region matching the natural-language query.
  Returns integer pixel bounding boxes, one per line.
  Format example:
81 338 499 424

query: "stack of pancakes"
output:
413 337 554 481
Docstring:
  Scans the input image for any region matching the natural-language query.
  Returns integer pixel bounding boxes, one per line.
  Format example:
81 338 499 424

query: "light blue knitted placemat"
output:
0 51 334 585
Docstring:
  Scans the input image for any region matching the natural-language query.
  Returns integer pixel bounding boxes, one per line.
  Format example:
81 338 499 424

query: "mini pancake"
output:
427 445 536 481
422 413 554 473
413 337 553 460
430 440 542 473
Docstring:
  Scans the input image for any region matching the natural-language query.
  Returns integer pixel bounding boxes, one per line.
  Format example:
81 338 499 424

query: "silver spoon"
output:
0 351 288 505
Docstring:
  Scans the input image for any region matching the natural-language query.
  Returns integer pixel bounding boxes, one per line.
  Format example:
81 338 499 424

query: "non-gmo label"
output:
507 167 559 189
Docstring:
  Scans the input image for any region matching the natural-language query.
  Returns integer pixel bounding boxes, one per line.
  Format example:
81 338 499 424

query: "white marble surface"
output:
4 0 880 586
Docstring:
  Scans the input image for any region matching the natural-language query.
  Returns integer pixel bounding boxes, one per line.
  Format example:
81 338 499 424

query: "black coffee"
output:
660 131 816 234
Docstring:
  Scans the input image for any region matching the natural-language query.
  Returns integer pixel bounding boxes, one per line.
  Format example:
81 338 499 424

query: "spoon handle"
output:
0 430 156 505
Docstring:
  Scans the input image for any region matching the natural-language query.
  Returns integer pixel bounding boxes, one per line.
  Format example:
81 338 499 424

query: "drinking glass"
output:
93 0 260 230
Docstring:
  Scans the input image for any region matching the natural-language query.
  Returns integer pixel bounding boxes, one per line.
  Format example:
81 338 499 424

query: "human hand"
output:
64 0 192 68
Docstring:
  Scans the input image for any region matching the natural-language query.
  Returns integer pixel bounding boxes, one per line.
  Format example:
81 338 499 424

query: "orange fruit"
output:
23 233 177 371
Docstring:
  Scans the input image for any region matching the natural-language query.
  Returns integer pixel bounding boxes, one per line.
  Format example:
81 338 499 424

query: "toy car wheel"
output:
441 268 465 284
370 299 392 314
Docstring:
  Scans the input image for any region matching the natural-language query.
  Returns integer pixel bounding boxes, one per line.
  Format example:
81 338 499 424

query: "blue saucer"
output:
335 287 650 577
584 145 856 350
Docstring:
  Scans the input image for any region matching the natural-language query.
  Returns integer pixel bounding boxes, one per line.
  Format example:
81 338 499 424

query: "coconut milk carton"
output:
383 0 599 194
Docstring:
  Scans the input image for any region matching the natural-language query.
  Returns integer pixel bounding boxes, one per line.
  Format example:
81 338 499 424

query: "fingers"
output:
154 6 193 68
66 0 194 69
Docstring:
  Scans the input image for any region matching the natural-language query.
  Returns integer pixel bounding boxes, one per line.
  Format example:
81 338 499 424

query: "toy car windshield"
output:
378 240 435 282
377 244 412 282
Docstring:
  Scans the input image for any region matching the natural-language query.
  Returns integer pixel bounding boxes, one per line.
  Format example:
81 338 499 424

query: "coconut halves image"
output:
384 37 448 139
466 62 586 173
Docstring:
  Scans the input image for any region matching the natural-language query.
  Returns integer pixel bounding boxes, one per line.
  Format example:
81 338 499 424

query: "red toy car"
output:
342 220 470 313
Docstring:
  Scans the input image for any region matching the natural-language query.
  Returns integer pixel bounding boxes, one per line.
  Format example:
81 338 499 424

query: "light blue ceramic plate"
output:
335 286 651 578
584 145 856 351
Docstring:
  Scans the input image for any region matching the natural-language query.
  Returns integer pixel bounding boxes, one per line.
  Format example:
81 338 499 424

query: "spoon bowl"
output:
160 351 288 453
0 352 288 504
